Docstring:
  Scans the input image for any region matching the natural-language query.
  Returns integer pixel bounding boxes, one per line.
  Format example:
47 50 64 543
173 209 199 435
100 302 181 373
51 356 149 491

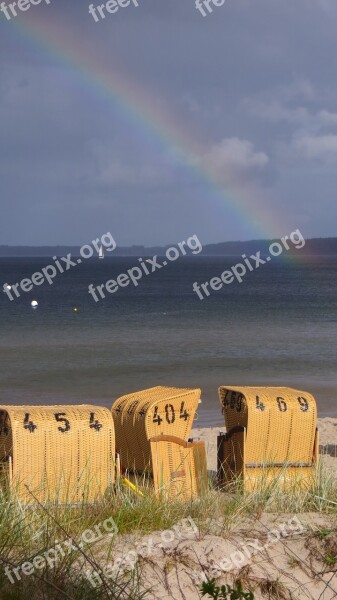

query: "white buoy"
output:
31 300 38 308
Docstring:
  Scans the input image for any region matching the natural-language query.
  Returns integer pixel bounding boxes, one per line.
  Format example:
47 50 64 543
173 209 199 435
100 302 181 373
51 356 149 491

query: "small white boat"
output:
98 245 104 259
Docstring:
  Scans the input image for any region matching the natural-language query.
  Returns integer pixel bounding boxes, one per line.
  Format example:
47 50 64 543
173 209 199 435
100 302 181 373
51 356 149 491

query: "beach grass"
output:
0 462 336 600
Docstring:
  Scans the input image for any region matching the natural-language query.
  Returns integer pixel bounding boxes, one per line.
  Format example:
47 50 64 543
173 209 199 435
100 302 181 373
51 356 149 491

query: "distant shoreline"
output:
1 237 337 257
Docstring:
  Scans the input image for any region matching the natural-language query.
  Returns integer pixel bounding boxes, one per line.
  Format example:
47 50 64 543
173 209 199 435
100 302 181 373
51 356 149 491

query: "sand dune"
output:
86 419 337 599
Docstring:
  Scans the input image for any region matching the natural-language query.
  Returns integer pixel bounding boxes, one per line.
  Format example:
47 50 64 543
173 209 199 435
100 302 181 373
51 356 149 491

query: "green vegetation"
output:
201 579 254 599
324 553 337 566
0 463 336 600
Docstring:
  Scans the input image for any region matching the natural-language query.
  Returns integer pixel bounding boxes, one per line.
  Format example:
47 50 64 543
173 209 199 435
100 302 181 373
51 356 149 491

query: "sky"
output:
0 0 336 246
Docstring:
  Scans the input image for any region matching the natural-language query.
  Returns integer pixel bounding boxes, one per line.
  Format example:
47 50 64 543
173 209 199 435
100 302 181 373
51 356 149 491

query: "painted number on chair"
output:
236 394 243 412
54 413 70 433
153 406 163 425
114 399 128 415
222 392 229 410
179 401 190 421
223 391 243 412
139 402 150 417
23 413 37 433
152 405 176 425
127 401 139 415
298 397 309 412
165 404 175 424
89 412 102 431
153 401 190 426
276 398 287 412
256 396 266 411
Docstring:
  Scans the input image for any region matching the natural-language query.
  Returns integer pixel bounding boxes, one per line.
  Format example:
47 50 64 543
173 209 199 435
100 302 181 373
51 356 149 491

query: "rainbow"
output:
2 6 289 239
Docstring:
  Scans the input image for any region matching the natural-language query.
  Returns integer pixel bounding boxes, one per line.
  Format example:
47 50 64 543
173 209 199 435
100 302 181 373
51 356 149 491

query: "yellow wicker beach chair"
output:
150 435 207 501
112 386 201 472
0 405 115 504
217 387 319 491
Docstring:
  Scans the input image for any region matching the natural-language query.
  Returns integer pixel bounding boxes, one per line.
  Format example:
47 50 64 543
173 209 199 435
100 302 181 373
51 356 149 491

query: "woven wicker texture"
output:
218 386 318 491
150 435 207 501
112 387 201 472
0 405 115 504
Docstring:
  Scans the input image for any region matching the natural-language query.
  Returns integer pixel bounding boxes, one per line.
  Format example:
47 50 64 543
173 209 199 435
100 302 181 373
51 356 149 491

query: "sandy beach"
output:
111 512 337 600
80 419 337 600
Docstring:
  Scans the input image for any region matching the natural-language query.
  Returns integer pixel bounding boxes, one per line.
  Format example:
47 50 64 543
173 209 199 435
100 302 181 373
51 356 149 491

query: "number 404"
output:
152 402 190 426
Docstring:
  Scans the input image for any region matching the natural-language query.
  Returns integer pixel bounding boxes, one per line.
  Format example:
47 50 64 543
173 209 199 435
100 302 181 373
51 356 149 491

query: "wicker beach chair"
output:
217 387 319 491
112 386 201 472
150 435 207 501
0 405 115 504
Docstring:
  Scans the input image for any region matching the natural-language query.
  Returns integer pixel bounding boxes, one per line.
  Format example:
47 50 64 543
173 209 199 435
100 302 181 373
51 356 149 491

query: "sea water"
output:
0 256 336 426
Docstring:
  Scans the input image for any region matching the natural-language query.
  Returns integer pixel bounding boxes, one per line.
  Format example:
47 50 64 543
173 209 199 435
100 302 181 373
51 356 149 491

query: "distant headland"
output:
0 237 337 257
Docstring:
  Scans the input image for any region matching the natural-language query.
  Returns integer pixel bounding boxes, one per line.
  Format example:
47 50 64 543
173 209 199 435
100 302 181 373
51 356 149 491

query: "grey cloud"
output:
292 134 337 163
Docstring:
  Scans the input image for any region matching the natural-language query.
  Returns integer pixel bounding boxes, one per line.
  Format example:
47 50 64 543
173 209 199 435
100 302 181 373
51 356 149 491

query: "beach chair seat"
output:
112 386 201 472
0 405 115 504
150 435 207 501
217 387 319 491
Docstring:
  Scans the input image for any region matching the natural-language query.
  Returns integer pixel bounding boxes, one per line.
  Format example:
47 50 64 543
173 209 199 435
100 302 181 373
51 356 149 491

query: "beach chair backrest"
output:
218 387 318 490
112 386 201 472
0 405 115 504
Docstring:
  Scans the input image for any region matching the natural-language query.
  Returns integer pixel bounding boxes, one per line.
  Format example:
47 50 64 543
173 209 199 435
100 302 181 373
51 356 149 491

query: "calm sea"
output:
0 256 336 426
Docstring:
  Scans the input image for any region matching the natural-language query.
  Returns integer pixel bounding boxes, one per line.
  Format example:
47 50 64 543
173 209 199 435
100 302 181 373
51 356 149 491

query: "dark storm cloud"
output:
0 0 337 245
